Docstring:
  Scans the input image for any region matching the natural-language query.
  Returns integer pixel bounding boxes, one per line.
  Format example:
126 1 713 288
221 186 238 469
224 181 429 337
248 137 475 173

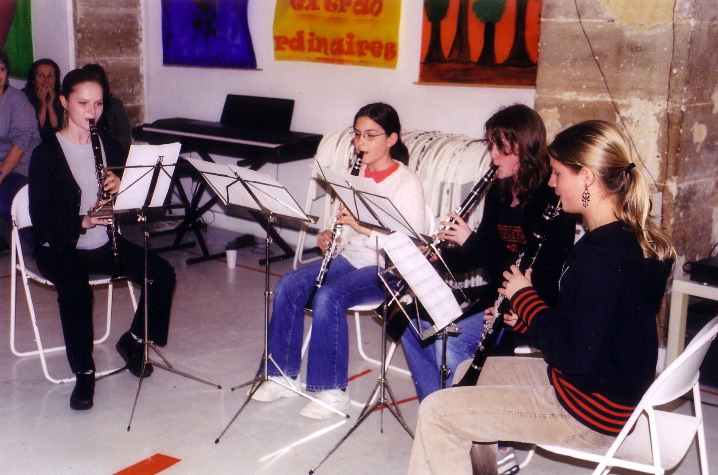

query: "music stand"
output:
116 144 223 431
307 170 423 474
180 159 347 443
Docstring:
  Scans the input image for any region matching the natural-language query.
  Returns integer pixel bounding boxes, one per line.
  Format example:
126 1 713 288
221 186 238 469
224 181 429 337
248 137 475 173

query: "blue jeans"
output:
402 310 486 401
266 255 394 391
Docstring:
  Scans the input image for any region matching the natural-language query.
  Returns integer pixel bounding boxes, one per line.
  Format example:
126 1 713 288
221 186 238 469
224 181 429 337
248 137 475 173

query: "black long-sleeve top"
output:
441 180 576 310
28 133 126 249
510 221 672 435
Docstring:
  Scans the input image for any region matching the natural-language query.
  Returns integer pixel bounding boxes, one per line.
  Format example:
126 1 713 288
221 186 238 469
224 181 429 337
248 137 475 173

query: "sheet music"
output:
319 165 423 240
381 232 462 334
114 142 181 211
184 157 313 222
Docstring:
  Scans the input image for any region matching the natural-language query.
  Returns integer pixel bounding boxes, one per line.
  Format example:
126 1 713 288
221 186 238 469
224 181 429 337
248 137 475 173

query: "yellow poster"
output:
273 0 401 69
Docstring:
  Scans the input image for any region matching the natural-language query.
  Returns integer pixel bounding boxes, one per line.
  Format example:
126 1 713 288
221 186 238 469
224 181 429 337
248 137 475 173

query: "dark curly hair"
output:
485 104 549 205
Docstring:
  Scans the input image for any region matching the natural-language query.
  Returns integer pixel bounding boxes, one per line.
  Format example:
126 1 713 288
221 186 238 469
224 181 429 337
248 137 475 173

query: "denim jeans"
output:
402 310 486 401
265 255 394 391
408 357 615 474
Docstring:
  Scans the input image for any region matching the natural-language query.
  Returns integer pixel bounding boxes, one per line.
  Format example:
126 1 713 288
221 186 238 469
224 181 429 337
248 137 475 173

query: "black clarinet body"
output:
89 119 122 278
385 166 499 341
454 198 562 387
304 152 363 309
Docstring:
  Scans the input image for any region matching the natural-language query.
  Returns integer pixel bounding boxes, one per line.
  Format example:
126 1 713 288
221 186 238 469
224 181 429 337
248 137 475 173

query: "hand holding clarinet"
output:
492 266 534 327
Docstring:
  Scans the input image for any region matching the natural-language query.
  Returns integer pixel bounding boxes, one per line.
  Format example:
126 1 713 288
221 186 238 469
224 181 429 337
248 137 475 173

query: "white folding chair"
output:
520 315 717 474
8 185 137 384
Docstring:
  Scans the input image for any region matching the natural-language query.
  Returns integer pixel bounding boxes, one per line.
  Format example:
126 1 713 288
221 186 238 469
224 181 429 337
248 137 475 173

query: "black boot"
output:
116 331 153 377
70 372 95 410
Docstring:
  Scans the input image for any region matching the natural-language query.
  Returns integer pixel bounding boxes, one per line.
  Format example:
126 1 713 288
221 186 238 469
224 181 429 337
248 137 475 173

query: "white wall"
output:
27 0 536 248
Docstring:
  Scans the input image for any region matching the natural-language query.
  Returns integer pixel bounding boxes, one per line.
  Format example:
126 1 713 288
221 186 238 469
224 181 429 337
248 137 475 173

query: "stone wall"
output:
73 0 144 127
535 0 718 275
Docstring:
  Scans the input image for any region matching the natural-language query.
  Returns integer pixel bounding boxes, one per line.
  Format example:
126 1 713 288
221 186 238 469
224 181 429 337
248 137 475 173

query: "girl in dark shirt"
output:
29 69 176 411
401 104 575 400
408 120 675 474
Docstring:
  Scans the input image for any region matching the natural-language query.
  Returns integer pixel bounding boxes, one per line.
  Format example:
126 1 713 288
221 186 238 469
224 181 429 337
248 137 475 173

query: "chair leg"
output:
693 385 709 475
301 323 312 359
519 445 536 469
10 272 134 384
354 311 410 377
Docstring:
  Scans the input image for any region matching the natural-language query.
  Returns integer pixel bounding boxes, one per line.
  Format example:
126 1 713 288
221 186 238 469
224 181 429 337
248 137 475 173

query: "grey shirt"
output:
0 86 41 176
57 132 109 250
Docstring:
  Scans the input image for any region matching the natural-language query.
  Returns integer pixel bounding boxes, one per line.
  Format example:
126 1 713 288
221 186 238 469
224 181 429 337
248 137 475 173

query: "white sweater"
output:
339 161 426 269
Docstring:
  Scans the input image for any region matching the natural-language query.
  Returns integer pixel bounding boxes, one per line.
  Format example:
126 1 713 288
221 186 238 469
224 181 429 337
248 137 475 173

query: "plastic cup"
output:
226 249 237 268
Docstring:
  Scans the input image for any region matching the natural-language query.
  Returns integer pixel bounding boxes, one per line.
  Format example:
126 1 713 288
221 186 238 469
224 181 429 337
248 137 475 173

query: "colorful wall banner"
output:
3 0 33 80
273 0 401 69
419 0 541 87
162 0 257 69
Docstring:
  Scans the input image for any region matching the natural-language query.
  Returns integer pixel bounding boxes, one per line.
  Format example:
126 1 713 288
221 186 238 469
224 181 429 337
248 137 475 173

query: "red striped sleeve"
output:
511 287 549 326
549 368 635 435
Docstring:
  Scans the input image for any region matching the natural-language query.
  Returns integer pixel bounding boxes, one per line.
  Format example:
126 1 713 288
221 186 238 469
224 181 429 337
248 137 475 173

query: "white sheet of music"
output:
381 232 462 334
114 142 181 211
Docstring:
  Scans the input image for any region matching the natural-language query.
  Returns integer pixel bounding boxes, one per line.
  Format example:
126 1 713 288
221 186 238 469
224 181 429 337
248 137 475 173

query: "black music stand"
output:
114 146 223 431
307 170 424 474
180 159 349 443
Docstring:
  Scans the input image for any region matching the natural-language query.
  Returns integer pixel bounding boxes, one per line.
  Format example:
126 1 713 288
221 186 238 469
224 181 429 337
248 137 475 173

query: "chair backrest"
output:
646 315 718 407
11 185 31 230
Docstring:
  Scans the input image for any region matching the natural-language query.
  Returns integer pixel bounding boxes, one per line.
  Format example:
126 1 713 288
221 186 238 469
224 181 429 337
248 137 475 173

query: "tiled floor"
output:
1 226 716 474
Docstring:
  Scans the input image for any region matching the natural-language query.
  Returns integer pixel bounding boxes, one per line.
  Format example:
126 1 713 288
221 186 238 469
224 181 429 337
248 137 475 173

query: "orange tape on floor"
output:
114 454 181 475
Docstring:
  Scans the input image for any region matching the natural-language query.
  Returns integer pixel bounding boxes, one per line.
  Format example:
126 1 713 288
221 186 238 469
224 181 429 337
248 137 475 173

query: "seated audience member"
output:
29 69 176 411
22 58 64 141
249 102 426 419
0 50 41 249
408 120 675 474
82 63 132 154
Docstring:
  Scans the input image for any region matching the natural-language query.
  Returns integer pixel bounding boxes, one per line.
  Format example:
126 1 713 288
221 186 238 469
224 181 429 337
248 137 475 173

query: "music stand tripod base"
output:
122 155 222 431
307 267 414 474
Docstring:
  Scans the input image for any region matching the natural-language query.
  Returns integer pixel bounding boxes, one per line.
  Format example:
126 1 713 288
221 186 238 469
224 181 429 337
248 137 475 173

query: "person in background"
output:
0 50 41 250
29 69 176 411
81 63 132 155
22 58 64 141
408 120 675 474
249 102 426 419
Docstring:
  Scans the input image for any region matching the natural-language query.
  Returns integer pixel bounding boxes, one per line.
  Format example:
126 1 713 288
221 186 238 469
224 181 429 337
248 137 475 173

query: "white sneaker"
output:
248 379 299 402
299 389 351 419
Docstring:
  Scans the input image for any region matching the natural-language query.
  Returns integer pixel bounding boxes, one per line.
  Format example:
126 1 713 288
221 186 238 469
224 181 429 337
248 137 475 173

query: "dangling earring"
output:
582 185 590 208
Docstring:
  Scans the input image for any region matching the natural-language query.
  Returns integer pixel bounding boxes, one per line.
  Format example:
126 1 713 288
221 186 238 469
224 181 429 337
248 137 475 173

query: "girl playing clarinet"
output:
409 120 675 474
249 103 426 419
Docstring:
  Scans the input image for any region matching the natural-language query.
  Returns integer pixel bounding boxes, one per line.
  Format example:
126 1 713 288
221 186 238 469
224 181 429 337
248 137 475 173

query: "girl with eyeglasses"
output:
249 102 426 419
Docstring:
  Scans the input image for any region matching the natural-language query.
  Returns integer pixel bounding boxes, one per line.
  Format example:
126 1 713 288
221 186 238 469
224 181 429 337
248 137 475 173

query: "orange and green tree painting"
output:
420 0 541 87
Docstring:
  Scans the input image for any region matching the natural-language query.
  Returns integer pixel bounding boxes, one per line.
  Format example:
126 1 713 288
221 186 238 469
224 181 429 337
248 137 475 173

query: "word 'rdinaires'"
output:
274 31 397 61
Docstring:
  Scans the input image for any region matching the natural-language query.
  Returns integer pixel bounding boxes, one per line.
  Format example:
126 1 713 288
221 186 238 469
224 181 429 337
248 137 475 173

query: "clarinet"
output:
304 152 364 309
89 119 122 279
385 165 498 341
454 197 562 387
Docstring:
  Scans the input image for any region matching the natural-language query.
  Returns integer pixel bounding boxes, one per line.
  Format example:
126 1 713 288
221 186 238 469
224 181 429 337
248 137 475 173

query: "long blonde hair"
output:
548 120 675 261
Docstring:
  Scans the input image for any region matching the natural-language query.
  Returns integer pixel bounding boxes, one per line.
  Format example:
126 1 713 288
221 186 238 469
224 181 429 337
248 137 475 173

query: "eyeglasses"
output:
349 130 387 142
